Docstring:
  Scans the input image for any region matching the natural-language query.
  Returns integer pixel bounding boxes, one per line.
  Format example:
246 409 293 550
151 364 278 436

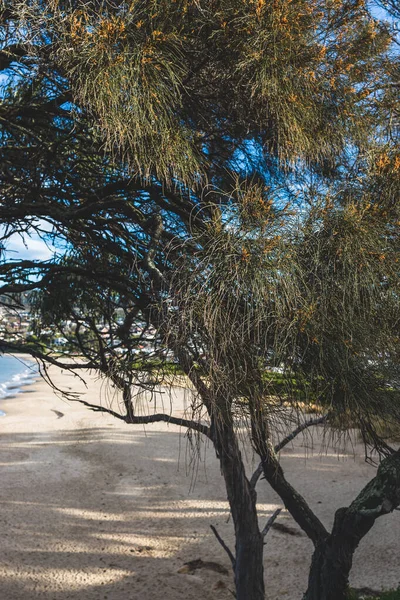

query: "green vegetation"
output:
376 591 400 600
349 588 400 600
1 2 399 600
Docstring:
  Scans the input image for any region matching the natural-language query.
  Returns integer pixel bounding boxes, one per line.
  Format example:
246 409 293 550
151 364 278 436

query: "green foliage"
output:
348 588 400 600
14 0 394 183
378 591 400 600
1 0 399 450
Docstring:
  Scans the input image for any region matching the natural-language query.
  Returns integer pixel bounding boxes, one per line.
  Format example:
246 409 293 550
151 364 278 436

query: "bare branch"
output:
260 444 329 546
210 525 236 569
0 342 96 370
71 398 212 438
274 415 328 453
127 413 211 438
69 398 127 421
249 415 327 489
261 508 282 538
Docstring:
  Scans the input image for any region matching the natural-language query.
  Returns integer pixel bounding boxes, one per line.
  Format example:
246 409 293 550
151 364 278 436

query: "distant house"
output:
53 337 68 347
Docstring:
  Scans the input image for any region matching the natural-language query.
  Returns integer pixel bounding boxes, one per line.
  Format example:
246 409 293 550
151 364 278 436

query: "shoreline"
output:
0 353 40 415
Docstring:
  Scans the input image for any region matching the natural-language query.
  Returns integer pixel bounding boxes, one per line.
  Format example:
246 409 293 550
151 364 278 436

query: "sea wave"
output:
0 362 39 402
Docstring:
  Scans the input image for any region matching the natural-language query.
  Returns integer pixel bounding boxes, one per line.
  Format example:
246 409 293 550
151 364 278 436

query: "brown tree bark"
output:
260 443 328 545
212 411 265 600
303 450 400 600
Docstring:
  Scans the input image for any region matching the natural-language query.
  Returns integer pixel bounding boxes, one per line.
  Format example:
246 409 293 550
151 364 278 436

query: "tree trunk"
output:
234 527 265 600
173 355 266 598
304 450 400 600
303 508 365 600
212 412 265 600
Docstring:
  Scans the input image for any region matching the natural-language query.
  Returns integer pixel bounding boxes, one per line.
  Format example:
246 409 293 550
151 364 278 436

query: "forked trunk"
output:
304 447 400 600
258 445 400 600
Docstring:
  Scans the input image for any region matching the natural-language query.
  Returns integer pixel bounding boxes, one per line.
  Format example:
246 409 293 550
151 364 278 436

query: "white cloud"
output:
4 233 56 261
1 220 67 262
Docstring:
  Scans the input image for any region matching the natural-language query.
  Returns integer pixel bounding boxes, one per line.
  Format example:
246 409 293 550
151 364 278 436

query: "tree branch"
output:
275 415 328 453
256 440 329 546
261 508 282 538
348 449 400 520
73 397 212 438
70 398 128 421
0 343 96 371
126 412 211 438
0 43 31 71
210 524 236 569
250 415 327 489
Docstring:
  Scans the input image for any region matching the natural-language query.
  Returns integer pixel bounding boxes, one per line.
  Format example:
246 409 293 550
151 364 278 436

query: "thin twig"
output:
210 525 236 569
71 398 128 421
261 508 282 538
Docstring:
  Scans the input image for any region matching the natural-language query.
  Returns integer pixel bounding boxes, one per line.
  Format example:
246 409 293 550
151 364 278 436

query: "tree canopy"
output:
1 1 400 599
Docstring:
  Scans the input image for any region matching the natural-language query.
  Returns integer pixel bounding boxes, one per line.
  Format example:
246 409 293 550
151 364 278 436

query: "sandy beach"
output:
0 360 399 600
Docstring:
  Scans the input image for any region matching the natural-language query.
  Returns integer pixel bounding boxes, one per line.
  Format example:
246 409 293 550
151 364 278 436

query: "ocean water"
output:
0 354 38 415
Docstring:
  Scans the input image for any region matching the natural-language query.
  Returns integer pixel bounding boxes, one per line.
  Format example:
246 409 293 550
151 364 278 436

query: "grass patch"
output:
349 588 400 600
377 592 400 600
